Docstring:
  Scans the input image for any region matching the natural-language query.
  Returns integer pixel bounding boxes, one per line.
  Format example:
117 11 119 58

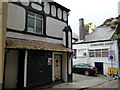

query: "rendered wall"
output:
7 3 25 31
6 3 68 44
4 50 18 88
46 17 67 38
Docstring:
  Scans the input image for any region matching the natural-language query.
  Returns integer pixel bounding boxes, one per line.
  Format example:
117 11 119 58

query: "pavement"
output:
27 73 118 90
52 73 118 89
94 79 118 88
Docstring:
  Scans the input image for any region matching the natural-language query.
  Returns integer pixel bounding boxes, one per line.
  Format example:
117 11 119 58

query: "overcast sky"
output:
55 0 120 35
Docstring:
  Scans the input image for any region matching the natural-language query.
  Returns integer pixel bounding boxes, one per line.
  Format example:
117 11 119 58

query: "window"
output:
27 11 43 34
89 50 95 57
89 49 108 57
95 49 101 57
102 49 108 57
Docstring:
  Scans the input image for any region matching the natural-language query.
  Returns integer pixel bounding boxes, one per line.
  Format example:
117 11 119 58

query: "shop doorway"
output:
95 62 103 75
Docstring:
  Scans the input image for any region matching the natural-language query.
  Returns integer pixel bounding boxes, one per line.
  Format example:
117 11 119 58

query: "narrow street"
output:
94 79 118 88
22 73 119 90
52 73 118 89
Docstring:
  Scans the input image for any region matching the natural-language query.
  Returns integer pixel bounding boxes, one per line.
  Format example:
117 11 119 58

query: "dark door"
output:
27 51 52 87
95 62 103 74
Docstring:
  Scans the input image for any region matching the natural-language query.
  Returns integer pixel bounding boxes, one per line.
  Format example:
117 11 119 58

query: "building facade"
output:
73 40 119 75
73 18 119 76
3 1 72 89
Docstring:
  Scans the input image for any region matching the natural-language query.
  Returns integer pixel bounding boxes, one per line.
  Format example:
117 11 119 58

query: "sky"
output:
54 0 120 35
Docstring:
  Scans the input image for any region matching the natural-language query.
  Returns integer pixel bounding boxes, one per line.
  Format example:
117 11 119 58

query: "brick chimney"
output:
79 18 86 40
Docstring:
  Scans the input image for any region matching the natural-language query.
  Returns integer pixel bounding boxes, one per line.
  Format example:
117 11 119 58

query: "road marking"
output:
94 79 118 88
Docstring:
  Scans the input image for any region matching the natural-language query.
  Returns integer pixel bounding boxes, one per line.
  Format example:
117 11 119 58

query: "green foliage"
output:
116 34 120 39
33 45 38 49
100 17 120 29
40 47 45 50
85 23 97 33
16 46 29 49
6 40 14 46
110 24 117 29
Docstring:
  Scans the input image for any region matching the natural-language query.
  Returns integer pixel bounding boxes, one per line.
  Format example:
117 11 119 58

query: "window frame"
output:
27 11 43 34
89 50 95 57
89 49 108 58
102 49 108 57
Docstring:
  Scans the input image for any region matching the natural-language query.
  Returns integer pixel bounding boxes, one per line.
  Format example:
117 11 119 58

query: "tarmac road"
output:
94 79 118 88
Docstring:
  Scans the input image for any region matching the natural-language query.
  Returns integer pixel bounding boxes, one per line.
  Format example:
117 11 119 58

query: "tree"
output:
85 23 97 34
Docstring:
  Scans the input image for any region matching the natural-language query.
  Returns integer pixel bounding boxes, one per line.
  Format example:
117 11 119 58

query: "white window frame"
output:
27 11 43 34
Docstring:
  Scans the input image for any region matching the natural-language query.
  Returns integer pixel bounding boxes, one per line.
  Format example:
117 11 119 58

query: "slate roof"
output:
75 26 116 43
6 38 72 52
85 26 116 42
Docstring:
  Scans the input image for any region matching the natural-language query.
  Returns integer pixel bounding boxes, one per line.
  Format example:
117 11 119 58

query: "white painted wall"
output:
63 11 67 21
46 17 67 38
57 8 62 19
68 32 71 48
73 40 119 75
7 3 68 45
7 3 25 31
51 5 56 17
20 0 29 6
31 3 42 11
4 50 18 88
63 31 66 46
44 2 50 14
6 32 63 44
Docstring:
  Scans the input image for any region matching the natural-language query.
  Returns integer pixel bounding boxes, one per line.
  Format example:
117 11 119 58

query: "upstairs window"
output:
27 11 43 34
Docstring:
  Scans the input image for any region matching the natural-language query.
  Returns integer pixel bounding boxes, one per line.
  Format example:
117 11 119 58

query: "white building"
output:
73 19 119 75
